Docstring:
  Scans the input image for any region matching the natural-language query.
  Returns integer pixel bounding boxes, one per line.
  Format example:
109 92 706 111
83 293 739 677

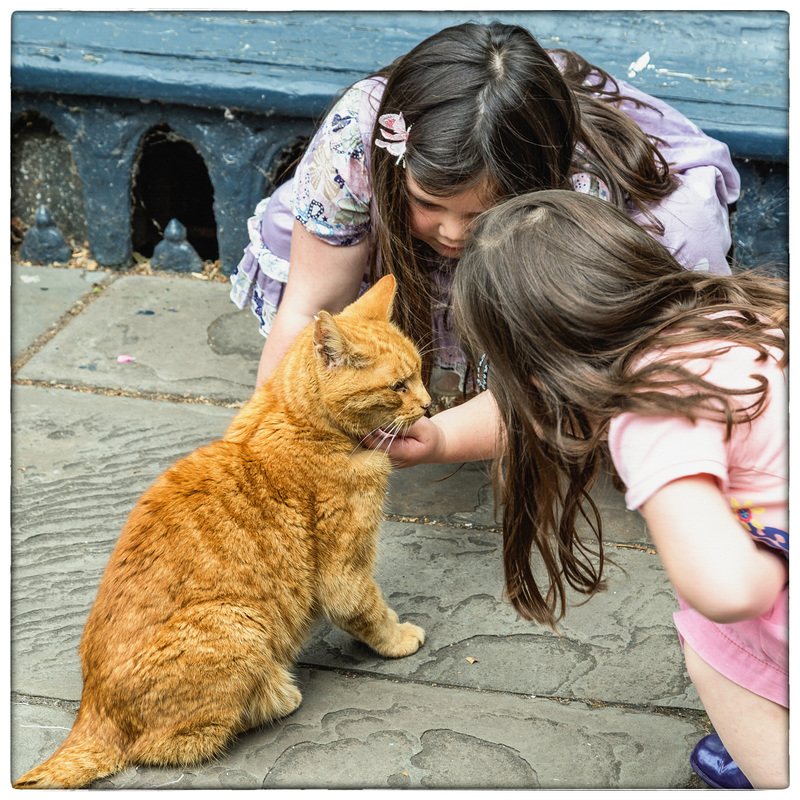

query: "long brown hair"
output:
452 190 787 629
369 22 676 382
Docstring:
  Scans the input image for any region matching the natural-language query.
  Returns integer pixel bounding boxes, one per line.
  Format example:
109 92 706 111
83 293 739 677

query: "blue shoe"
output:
690 734 753 789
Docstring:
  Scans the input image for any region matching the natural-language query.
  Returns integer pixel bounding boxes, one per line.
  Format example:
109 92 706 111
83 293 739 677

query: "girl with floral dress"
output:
378 190 787 788
230 21 740 407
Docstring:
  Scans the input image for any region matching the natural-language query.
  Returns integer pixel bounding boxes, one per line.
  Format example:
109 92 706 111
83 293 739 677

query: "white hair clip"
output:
375 113 412 167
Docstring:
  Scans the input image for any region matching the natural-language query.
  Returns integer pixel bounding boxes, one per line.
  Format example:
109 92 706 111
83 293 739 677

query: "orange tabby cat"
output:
14 274 429 789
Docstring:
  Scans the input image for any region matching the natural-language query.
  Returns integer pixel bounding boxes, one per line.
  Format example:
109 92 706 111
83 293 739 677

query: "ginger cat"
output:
14 275 429 789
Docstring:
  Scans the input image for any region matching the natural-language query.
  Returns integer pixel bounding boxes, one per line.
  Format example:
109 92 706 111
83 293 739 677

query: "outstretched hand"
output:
364 391 500 469
362 416 444 469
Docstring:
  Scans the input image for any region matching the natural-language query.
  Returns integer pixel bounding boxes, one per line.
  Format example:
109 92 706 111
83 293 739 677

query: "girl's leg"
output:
683 641 788 789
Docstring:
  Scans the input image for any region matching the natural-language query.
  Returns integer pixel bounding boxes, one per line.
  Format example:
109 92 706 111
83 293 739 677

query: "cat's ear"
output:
313 311 368 369
350 274 396 321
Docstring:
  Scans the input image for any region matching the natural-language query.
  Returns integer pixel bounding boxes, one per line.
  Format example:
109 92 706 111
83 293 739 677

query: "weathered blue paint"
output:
11 10 788 161
11 89 307 269
10 11 789 273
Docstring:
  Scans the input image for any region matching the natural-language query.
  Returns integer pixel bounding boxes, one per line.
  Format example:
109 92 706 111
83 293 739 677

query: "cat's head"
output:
312 275 431 440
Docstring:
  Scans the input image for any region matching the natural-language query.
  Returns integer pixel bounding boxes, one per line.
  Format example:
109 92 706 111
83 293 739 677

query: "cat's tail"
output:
13 712 125 789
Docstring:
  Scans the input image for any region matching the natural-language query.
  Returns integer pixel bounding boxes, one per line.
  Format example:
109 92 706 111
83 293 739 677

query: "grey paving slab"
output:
11 263 110 360
11 385 237 700
308 523 697 709
16 273 261 404
10 267 708 791
386 460 497 525
12 385 694 712
388 460 652 546
11 668 706 790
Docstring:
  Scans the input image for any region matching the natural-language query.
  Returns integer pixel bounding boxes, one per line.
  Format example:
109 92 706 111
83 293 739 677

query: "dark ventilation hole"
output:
268 135 311 190
131 124 218 261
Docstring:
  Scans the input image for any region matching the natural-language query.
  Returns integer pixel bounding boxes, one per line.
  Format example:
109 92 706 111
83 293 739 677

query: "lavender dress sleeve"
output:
614 78 740 274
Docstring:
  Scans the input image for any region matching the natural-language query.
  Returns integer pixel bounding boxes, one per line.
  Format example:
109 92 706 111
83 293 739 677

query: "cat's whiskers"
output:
350 424 386 458
375 417 414 449
415 343 439 360
378 418 404 441
350 416 411 462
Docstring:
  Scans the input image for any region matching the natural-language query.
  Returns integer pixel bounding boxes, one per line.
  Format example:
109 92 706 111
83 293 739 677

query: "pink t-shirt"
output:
608 341 788 554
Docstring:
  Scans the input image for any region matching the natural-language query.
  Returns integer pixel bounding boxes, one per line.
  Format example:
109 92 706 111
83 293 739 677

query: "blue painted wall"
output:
11 11 788 273
12 10 788 160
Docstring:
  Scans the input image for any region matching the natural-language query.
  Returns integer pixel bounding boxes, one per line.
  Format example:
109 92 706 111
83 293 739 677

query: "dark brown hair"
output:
452 190 787 629
369 21 676 382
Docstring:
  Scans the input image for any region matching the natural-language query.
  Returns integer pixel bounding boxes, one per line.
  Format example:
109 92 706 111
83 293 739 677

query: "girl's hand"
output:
363 416 444 469
364 391 502 468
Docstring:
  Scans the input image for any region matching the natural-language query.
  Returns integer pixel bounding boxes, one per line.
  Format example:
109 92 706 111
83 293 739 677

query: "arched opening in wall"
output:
267 135 312 192
11 111 86 246
131 124 218 261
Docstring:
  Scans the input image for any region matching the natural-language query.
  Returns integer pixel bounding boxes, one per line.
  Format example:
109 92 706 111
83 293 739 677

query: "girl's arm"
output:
256 220 369 387
640 474 788 624
366 390 502 467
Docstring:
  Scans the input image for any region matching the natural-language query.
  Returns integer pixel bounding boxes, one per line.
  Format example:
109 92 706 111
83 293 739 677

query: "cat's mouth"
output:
374 425 404 439
371 420 413 444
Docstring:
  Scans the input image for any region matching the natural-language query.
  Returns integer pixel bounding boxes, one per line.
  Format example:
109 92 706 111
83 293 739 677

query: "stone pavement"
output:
9 262 711 790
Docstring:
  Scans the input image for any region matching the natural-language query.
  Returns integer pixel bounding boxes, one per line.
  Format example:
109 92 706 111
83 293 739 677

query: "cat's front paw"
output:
380 621 425 658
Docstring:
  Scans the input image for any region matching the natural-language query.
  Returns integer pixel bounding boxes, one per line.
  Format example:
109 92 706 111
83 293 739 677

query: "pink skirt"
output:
674 586 788 707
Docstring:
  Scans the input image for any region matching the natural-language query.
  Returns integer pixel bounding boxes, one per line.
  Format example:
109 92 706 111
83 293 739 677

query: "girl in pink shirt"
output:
377 190 787 788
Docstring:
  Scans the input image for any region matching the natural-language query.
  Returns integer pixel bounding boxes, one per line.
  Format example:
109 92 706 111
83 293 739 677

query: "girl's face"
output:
406 174 495 259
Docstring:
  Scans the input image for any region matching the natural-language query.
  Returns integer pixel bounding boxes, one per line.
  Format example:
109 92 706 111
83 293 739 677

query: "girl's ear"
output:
348 274 396 321
313 311 368 369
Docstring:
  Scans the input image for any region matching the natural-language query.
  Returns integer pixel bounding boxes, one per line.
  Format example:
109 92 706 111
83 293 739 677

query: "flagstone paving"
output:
10 263 710 789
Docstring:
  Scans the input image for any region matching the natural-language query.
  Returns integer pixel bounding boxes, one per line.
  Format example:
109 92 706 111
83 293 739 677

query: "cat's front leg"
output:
319 573 425 658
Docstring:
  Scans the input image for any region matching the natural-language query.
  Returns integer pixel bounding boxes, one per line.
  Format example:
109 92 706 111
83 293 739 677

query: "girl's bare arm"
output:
641 474 787 623
256 220 369 387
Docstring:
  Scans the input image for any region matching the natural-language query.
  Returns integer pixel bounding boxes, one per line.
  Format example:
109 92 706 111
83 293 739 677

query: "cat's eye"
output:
391 381 408 394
